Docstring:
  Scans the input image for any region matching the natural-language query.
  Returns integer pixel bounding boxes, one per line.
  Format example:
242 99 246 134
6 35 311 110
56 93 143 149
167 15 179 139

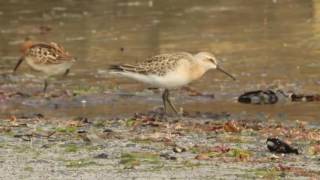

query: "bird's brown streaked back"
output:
110 52 192 76
26 42 75 65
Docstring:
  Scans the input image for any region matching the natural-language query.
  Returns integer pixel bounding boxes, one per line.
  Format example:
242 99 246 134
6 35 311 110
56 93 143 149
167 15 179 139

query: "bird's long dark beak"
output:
13 57 24 72
217 66 236 80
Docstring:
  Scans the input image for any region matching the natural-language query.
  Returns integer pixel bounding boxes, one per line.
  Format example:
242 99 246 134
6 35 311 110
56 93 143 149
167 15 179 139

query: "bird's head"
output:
195 52 218 69
195 52 236 80
20 37 34 55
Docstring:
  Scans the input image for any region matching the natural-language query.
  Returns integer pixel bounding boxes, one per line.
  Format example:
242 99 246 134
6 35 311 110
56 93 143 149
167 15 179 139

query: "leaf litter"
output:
0 109 319 178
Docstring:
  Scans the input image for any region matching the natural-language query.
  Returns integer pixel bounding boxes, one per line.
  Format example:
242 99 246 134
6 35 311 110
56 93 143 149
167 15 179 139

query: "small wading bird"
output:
13 41 76 93
109 52 236 114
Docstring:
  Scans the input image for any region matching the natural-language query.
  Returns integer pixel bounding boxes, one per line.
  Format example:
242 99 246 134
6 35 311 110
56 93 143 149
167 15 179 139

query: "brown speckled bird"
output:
14 41 76 93
110 52 235 114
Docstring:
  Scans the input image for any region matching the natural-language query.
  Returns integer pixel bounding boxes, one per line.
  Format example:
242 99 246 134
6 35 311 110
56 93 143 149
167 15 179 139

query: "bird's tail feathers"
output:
109 65 124 72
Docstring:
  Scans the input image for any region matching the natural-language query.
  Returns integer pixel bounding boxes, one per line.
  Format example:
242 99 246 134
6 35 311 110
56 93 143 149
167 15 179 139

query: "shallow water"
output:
0 0 319 121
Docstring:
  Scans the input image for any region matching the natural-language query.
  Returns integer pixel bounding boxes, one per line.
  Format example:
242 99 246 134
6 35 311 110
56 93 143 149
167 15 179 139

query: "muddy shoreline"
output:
0 101 320 179
1 0 320 179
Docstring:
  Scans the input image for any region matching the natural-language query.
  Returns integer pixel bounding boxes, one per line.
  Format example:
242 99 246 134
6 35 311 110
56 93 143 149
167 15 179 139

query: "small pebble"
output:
173 146 186 153
41 144 50 149
160 153 177 160
77 129 87 134
103 129 113 133
94 153 108 159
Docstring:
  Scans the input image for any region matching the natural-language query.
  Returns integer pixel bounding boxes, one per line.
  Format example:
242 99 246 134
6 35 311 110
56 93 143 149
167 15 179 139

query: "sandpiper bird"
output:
109 52 235 114
13 42 76 93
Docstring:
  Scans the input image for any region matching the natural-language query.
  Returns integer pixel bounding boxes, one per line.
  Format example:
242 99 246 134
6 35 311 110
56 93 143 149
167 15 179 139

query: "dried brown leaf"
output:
195 154 210 160
224 120 241 133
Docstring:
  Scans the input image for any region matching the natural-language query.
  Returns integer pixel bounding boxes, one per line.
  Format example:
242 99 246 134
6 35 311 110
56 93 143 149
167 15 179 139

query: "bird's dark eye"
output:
209 58 216 64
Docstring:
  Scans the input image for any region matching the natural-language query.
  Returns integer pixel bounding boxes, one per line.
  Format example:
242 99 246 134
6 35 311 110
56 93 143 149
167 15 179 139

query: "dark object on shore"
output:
266 138 299 154
160 153 177 160
238 90 278 104
291 94 320 102
94 153 109 159
103 129 113 133
77 129 87 134
238 89 320 104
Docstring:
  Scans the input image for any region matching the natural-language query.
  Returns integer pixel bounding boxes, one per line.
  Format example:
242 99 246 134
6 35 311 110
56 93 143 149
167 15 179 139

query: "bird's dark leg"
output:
63 69 70 77
162 89 168 113
43 79 49 93
164 89 178 114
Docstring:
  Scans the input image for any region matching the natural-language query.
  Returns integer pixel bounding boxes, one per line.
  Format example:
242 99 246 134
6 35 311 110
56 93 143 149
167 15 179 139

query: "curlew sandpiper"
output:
110 52 235 114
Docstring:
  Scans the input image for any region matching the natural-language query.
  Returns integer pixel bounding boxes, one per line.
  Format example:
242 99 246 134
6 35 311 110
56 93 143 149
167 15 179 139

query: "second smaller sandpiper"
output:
13 41 76 93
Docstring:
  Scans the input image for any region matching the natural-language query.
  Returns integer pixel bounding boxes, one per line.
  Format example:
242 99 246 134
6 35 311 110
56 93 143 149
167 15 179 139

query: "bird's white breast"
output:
110 67 192 89
25 57 73 76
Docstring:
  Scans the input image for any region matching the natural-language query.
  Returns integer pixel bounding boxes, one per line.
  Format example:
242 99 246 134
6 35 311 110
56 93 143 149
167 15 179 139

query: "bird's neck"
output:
189 63 207 81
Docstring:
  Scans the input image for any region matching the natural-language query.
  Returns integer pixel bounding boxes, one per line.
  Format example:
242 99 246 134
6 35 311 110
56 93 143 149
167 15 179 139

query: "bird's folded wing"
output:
109 53 186 76
29 43 74 65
